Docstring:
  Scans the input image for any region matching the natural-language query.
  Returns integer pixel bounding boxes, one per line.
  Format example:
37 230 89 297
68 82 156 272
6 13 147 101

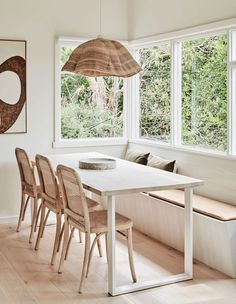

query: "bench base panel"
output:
114 193 236 278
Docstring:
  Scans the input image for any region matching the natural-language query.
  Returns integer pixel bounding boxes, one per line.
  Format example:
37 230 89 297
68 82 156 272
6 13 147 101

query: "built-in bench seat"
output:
112 147 236 277
148 189 236 221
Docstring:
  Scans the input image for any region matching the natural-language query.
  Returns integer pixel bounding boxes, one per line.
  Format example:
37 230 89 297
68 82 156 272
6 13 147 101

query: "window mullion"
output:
122 78 128 138
231 66 236 154
171 40 182 146
228 30 236 155
129 49 140 139
227 63 236 155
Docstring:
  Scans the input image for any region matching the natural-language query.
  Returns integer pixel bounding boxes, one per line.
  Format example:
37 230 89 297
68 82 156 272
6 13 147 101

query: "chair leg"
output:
29 198 38 244
127 228 137 283
97 236 103 257
22 195 30 222
41 209 50 238
57 222 65 252
51 212 62 265
65 227 75 260
16 192 26 232
86 233 104 278
35 203 46 250
79 230 82 243
79 232 90 294
34 202 42 232
58 217 69 274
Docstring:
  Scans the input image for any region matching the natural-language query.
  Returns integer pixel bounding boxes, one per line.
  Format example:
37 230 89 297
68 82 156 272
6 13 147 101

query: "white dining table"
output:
44 152 203 296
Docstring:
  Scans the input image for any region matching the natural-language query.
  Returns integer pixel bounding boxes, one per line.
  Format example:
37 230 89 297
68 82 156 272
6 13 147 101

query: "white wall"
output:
128 0 236 39
0 0 128 219
1 0 236 220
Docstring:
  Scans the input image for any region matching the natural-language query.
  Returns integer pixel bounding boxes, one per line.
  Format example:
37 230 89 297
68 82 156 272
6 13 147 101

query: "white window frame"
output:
129 18 236 157
228 29 236 155
54 19 236 156
53 37 129 148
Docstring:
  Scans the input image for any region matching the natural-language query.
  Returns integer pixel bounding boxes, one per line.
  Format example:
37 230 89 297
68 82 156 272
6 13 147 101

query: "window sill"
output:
129 138 236 160
53 137 128 148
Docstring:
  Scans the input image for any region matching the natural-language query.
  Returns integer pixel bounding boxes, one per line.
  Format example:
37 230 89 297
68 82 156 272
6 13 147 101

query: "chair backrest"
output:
35 154 60 209
57 164 90 231
15 147 37 196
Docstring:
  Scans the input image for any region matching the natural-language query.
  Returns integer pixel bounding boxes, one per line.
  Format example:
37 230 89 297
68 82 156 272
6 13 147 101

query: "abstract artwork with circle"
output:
0 39 26 134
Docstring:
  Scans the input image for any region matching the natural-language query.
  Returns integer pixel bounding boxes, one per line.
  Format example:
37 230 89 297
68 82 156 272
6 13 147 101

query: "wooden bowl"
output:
79 158 116 170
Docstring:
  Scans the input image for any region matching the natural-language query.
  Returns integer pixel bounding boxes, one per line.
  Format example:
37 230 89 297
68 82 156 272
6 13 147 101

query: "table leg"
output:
107 195 116 295
184 187 193 278
106 188 194 296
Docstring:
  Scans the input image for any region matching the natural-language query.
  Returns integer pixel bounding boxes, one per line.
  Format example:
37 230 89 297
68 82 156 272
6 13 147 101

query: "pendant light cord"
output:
99 0 102 37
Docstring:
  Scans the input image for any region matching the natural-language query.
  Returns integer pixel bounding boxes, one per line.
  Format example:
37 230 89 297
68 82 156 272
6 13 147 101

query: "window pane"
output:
60 46 123 139
181 34 227 151
139 44 171 142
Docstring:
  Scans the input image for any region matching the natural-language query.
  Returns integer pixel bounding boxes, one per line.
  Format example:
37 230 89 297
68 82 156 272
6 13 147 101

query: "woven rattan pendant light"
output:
62 1 141 78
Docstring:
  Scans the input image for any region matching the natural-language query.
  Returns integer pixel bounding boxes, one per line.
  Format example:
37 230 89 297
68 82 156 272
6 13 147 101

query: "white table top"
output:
46 152 203 196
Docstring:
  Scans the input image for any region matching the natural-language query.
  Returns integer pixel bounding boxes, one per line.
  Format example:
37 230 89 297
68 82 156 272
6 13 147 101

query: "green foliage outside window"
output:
60 34 227 152
182 35 227 151
139 34 227 151
139 44 171 142
60 47 123 139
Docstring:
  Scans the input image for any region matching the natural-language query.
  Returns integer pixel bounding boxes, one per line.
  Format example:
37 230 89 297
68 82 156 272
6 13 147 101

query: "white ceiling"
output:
128 0 236 39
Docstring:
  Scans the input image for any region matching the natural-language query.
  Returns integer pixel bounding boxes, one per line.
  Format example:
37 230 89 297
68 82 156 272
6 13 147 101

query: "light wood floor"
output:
0 221 235 304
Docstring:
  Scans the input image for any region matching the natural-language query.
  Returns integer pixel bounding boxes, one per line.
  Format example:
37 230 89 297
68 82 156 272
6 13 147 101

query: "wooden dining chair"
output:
15 147 41 243
34 154 65 265
57 164 137 293
34 155 102 265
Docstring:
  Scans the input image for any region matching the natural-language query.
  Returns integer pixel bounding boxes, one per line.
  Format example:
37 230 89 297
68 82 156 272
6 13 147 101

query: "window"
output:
134 28 232 155
139 44 171 143
181 34 228 151
56 23 236 155
60 45 124 140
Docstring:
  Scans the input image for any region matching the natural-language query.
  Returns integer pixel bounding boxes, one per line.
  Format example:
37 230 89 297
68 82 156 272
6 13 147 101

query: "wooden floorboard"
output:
0 221 235 304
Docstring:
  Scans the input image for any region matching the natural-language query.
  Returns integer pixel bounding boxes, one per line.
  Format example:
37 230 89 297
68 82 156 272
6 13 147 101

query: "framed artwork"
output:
0 39 27 134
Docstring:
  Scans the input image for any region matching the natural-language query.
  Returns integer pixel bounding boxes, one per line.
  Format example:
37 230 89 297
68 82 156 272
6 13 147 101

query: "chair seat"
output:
44 200 64 214
68 210 133 234
90 210 133 233
24 183 41 198
43 195 100 214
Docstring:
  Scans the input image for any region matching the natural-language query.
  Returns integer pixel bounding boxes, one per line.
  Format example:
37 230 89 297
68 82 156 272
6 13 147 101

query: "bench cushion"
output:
125 150 150 165
148 189 236 221
147 154 176 172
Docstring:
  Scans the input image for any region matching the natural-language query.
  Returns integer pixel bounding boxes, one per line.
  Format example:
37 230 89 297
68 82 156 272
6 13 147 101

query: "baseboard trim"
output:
0 213 56 225
0 215 23 224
